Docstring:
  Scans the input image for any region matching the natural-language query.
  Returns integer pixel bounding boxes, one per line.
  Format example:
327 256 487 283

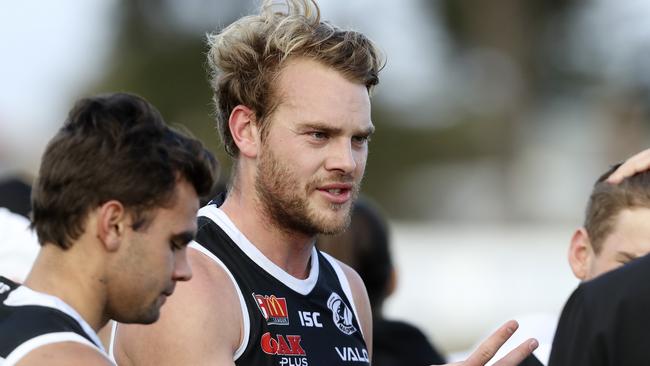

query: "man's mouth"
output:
317 183 354 204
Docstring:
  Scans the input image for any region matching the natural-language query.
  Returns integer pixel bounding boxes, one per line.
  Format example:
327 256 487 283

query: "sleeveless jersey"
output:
0 276 107 366
191 205 370 366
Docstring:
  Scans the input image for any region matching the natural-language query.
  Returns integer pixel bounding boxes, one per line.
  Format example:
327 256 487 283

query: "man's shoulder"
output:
0 304 104 364
581 253 650 304
562 254 650 338
0 288 95 357
549 253 650 366
12 340 112 366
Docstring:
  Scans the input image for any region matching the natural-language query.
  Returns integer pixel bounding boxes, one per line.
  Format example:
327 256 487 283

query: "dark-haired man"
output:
0 93 218 365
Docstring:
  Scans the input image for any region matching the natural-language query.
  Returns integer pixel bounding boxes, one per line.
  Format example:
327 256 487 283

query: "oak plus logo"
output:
327 292 357 335
254 293 289 325
260 332 308 365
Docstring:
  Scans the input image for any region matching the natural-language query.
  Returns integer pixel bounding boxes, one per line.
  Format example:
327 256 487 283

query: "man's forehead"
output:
601 208 650 250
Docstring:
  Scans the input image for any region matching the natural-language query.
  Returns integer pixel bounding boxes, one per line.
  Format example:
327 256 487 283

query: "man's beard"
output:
254 147 359 236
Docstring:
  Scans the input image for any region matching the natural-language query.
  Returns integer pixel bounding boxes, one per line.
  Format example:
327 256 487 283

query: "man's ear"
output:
229 105 260 158
96 200 127 252
568 227 594 281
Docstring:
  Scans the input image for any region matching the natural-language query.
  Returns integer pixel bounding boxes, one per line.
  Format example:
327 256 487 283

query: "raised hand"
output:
607 149 650 184
436 320 538 366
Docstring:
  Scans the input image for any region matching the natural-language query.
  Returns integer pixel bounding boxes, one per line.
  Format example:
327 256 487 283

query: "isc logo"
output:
298 311 323 328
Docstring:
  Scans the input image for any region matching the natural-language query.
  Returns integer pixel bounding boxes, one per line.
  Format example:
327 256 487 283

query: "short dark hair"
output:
317 197 392 311
584 163 650 253
31 93 219 249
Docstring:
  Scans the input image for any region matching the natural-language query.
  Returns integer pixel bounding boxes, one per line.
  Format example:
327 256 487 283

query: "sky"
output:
0 0 453 176
1 0 650 177
0 0 116 175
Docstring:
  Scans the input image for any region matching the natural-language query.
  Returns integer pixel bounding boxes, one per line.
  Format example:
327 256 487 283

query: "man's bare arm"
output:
339 260 373 358
16 342 113 366
114 248 242 366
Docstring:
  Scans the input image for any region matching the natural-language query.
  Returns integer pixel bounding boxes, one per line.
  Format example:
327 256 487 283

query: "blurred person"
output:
0 207 39 282
317 197 446 365
112 1 536 365
0 93 218 365
540 163 650 365
548 155 650 366
454 162 650 366
0 173 39 284
567 163 650 282
0 177 32 218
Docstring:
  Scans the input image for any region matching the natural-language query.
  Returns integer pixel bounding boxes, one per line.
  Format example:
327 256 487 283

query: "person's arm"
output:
16 342 113 366
607 149 650 183
114 248 242 365
339 260 373 357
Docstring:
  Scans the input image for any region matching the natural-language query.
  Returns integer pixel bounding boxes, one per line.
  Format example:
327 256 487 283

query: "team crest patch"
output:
327 292 357 335
254 293 289 325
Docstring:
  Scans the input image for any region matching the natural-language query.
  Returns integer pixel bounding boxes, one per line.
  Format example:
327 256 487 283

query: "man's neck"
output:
24 244 107 331
220 192 315 279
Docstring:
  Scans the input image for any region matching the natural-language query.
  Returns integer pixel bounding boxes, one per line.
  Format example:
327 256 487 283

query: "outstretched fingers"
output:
462 320 537 366
492 338 538 366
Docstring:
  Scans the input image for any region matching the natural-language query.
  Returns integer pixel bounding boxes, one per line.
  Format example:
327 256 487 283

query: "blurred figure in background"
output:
567 163 650 282
0 177 32 218
0 176 38 283
318 197 446 366
0 207 39 282
549 155 650 366
454 161 650 366
540 162 650 365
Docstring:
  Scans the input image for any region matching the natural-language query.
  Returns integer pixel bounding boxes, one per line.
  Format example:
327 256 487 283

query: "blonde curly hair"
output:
207 0 384 157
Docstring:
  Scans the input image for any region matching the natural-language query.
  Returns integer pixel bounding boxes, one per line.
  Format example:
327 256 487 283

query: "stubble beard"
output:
255 147 359 237
109 236 165 325
108 283 163 325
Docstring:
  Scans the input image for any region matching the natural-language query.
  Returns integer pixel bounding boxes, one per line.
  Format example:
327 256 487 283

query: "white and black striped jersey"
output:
189 203 370 366
0 276 108 366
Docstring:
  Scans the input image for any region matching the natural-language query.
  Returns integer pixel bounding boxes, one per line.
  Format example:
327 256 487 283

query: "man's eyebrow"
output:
297 122 375 136
297 122 341 134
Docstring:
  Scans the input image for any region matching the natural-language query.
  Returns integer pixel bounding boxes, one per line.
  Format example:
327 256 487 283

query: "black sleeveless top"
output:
193 205 370 366
0 276 104 364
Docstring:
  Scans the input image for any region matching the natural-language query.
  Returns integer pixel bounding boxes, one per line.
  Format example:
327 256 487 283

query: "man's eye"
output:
353 135 370 144
309 131 327 140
